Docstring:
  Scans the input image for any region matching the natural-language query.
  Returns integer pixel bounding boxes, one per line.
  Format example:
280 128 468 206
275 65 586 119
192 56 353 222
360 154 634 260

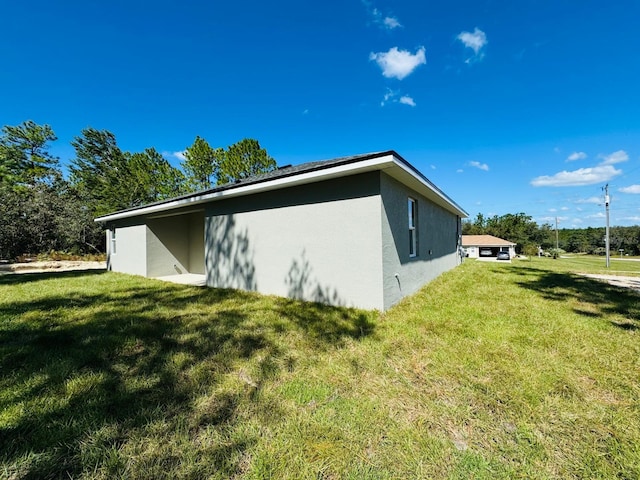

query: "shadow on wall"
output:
206 215 257 291
285 250 344 306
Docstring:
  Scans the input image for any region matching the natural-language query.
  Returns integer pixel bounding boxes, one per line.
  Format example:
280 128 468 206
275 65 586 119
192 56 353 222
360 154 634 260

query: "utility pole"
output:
555 216 559 250
604 184 610 269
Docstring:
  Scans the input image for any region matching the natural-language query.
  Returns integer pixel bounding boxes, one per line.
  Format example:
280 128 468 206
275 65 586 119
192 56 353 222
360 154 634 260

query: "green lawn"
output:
520 254 640 276
1 259 638 479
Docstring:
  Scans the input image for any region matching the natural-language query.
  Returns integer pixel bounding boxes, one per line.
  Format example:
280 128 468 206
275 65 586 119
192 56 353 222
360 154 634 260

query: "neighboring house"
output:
95 151 468 311
462 235 517 258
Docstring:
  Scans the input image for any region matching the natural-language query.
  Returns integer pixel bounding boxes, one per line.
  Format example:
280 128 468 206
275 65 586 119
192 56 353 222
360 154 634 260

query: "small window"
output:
408 198 417 257
111 228 117 255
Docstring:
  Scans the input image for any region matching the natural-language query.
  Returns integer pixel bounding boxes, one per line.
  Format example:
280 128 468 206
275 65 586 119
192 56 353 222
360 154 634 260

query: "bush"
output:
548 248 566 259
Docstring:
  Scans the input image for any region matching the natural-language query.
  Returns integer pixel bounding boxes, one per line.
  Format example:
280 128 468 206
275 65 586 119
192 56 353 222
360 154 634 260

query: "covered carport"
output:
461 234 517 259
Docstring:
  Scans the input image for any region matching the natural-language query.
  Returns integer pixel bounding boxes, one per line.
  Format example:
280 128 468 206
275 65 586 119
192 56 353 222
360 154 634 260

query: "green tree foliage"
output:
69 128 127 216
70 129 185 216
464 212 640 256
217 138 276 185
463 212 549 253
180 136 277 191
556 226 640 256
0 123 104 259
0 120 58 187
124 148 186 207
182 136 223 191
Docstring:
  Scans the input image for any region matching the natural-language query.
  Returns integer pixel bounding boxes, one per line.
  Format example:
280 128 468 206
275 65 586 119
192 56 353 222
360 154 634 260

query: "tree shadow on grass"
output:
0 271 376 478
512 266 639 330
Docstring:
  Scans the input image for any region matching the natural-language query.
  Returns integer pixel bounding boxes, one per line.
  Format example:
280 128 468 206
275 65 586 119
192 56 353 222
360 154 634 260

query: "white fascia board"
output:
95 154 396 223
386 158 468 218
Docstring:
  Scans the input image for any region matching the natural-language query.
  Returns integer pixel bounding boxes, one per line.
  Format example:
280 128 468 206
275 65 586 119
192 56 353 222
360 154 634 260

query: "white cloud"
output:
383 16 402 29
362 1 402 30
163 150 186 161
561 206 570 211
567 151 587 162
302 109 309 115
469 161 489 171
548 208 557 213
599 150 629 165
370 47 426 80
399 95 416 107
531 165 622 187
586 212 606 219
430 165 436 170
380 89 417 107
380 88 397 106
619 184 640 194
457 169 464 173
575 196 602 204
457 28 487 62
622 216 640 222
382 89 396 104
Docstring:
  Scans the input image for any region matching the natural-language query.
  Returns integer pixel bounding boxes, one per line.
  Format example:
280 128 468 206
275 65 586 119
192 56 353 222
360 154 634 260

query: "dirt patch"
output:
0 261 106 275
579 274 640 294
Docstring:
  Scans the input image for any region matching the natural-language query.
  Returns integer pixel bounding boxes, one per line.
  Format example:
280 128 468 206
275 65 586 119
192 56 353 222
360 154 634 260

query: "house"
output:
462 235 517 259
95 151 468 311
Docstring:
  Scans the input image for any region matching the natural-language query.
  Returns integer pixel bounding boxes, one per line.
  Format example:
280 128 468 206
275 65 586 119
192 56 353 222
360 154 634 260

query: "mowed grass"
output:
1 260 639 479
521 254 640 276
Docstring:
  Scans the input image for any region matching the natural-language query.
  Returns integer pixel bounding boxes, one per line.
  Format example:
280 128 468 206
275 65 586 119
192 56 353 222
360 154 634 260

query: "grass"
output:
519 254 640 276
1 259 638 479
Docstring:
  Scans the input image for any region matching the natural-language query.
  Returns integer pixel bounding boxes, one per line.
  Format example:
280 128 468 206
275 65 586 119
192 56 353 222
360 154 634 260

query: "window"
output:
408 198 417 257
111 228 117 255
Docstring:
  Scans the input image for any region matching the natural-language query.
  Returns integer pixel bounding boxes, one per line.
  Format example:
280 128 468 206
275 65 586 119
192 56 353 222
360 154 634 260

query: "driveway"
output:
476 257 511 263
580 274 640 294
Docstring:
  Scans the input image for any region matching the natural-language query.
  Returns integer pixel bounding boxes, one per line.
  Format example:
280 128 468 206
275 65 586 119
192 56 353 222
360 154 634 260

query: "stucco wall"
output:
204 172 384 310
188 213 205 274
146 216 190 277
380 173 459 309
107 222 147 276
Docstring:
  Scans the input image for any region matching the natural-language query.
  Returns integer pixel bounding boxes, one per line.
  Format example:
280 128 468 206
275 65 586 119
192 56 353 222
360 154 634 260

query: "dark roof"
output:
96 150 467 220
99 151 392 218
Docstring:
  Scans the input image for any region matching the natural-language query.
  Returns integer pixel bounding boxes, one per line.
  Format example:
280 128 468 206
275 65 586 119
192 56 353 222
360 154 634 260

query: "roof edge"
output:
95 150 467 222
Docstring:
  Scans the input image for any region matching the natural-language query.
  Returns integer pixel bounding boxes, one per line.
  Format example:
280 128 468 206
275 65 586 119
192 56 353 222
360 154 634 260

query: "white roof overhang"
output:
95 152 467 223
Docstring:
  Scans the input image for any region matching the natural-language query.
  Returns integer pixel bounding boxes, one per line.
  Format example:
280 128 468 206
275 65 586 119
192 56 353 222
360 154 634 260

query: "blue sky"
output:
3 0 640 227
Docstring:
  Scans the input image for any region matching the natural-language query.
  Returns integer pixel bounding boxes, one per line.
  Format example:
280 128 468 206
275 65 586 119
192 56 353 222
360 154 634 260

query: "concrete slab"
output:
476 257 512 263
155 273 206 287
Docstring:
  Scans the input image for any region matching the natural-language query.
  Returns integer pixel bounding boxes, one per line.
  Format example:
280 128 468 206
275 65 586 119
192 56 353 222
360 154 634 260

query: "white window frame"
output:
111 228 117 255
408 197 417 257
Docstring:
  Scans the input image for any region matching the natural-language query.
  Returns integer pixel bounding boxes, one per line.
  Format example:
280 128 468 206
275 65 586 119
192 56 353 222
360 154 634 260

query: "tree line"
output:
0 120 276 260
463 213 640 256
